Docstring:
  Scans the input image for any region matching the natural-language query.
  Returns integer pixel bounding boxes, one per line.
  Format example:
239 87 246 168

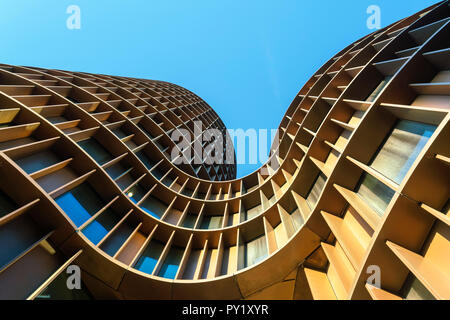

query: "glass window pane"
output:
135 240 165 274
55 184 104 227
0 188 17 218
245 235 268 267
78 138 113 165
306 173 327 209
404 277 435 300
139 195 167 219
82 209 121 245
158 247 183 279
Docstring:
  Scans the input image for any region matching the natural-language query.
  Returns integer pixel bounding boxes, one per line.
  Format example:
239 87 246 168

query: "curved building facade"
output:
0 1 449 300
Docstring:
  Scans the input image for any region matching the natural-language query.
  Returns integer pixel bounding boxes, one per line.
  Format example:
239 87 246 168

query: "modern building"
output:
0 1 448 300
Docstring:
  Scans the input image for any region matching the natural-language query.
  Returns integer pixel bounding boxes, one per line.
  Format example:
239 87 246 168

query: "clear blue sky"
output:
0 0 438 177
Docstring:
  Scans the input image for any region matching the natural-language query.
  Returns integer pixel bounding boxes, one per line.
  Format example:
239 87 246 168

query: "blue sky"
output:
0 0 438 177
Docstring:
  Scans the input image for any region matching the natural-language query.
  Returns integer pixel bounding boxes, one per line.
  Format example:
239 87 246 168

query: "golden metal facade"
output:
0 1 448 300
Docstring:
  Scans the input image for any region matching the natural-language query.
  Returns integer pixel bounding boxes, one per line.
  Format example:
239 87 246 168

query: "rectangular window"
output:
182 214 197 228
158 246 183 279
0 188 16 218
246 203 262 220
245 235 268 267
357 173 395 215
403 277 435 300
290 208 304 230
134 240 165 275
126 183 147 203
15 150 60 174
135 150 155 170
306 173 327 209
200 215 223 229
139 195 167 219
78 138 113 165
369 120 436 184
55 183 104 227
82 208 122 245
